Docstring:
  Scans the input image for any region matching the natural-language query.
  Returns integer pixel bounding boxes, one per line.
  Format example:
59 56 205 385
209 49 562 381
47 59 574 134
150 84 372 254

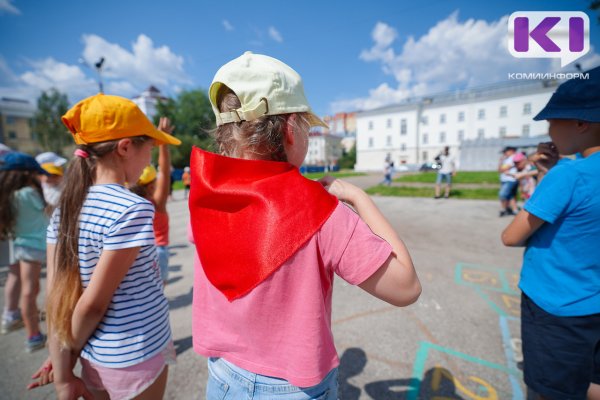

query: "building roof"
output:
0 97 35 118
357 79 559 117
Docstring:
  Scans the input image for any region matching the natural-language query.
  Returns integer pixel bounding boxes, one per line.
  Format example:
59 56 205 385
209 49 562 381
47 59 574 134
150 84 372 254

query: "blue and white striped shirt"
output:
47 184 172 368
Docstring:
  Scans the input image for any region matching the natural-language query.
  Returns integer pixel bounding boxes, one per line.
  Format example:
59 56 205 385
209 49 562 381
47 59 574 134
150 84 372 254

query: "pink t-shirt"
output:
190 203 392 387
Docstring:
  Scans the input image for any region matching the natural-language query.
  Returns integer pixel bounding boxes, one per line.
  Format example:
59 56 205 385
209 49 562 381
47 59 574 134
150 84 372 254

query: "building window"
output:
523 103 531 115
368 121 373 130
421 116 428 125
439 114 446 124
422 151 428 161
478 109 485 120
368 137 374 148
386 135 392 147
386 118 392 128
422 133 429 144
8 131 17 139
400 119 407 135
458 111 465 122
6 116 16 125
401 143 406 152
439 132 446 143
499 106 507 118
458 130 464 141
522 124 530 137
499 126 507 137
477 128 485 139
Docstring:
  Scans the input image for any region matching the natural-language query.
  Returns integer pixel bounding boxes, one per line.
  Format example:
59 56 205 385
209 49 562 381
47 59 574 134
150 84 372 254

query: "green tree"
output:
338 144 356 170
154 89 215 168
32 89 70 154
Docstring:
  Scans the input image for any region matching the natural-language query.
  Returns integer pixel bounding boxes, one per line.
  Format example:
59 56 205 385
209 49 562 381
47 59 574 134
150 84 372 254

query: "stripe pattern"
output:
47 184 171 368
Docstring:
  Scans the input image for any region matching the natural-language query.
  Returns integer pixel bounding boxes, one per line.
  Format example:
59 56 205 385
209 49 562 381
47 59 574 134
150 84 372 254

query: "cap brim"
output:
41 164 63 176
307 113 328 128
533 107 600 122
149 128 182 146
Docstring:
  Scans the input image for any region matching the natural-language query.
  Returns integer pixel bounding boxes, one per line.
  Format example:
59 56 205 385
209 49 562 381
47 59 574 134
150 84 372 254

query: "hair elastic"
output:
74 149 89 159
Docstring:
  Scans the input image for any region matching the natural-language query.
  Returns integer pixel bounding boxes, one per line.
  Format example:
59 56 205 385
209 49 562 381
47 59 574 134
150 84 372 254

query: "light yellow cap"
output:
209 52 327 128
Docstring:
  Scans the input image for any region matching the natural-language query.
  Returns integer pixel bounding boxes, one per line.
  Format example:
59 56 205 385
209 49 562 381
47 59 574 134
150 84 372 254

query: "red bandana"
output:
189 147 338 301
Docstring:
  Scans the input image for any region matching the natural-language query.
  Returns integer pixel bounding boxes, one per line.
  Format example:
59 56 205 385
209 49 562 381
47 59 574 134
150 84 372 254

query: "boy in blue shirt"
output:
502 66 600 400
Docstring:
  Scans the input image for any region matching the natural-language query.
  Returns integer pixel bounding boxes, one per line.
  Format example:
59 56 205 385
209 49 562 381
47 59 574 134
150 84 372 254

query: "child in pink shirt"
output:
189 52 421 400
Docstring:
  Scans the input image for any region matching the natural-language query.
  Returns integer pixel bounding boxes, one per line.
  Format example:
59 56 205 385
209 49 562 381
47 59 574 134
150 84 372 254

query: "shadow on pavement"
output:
174 336 193 355
169 286 193 310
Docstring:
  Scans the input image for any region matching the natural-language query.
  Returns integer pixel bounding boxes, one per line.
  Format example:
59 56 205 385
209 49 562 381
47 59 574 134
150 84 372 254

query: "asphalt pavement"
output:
0 174 528 399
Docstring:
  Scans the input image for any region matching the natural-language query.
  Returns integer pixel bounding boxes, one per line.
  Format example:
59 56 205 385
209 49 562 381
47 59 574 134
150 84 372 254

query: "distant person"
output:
434 146 456 199
0 153 48 352
498 146 519 216
35 152 67 213
380 160 393 186
34 94 180 398
511 152 538 202
502 66 600 400
129 117 176 285
190 52 421 399
182 166 191 199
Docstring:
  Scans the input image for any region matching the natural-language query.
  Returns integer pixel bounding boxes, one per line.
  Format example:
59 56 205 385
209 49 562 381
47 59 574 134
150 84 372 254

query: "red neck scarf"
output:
189 147 338 301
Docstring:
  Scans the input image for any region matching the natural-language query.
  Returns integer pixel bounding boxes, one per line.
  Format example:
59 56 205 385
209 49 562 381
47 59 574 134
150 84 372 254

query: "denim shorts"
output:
156 245 169 281
436 173 452 185
11 244 46 264
498 181 518 200
206 357 338 400
521 293 600 399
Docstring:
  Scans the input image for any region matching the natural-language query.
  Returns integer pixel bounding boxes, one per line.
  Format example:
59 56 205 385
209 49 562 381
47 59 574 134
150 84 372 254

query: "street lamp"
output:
79 57 105 93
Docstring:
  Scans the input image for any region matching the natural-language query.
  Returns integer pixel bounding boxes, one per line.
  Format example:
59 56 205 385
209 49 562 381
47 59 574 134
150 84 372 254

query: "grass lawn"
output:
366 185 499 200
303 170 366 180
394 171 499 184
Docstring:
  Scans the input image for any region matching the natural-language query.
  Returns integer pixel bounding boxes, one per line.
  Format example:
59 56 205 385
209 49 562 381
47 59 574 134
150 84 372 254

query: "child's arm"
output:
69 247 141 353
501 210 545 247
320 177 421 306
152 117 174 212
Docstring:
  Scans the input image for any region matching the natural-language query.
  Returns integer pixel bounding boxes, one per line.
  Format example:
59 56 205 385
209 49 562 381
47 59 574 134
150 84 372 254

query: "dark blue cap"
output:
534 66 600 122
0 152 48 175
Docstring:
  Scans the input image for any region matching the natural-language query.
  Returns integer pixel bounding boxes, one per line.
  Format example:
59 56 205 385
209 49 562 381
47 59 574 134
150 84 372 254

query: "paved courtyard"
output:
0 174 528 399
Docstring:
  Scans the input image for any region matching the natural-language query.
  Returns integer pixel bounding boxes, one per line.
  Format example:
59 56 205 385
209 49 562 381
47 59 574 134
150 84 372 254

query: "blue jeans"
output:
206 357 338 399
157 245 169 281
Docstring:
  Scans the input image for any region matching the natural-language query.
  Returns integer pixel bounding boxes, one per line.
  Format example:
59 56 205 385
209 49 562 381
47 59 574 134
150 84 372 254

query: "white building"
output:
305 132 343 166
355 80 558 171
131 86 167 121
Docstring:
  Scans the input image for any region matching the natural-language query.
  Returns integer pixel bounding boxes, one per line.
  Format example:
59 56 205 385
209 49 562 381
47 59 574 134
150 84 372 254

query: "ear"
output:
116 138 133 157
284 114 296 145
575 120 590 133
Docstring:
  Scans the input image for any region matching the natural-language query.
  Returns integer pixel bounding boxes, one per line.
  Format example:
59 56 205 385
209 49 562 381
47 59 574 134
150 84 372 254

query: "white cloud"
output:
0 0 20 15
332 12 599 113
222 19 234 31
0 34 191 104
268 26 283 43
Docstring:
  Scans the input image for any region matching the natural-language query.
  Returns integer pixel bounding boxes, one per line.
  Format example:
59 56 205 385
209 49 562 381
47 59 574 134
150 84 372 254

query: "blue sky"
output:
1 0 598 117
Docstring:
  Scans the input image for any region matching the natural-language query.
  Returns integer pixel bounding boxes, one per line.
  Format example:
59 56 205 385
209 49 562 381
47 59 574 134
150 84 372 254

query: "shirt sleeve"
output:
103 201 156 250
16 187 44 211
318 203 392 285
46 208 60 244
524 163 577 223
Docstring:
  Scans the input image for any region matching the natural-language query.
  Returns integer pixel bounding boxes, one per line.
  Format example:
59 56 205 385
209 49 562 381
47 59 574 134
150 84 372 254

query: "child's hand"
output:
54 377 93 400
158 117 175 135
27 357 53 390
532 142 559 174
318 176 361 206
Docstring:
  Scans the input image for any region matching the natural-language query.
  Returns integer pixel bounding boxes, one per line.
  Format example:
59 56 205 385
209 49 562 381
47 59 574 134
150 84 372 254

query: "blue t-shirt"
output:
520 152 600 316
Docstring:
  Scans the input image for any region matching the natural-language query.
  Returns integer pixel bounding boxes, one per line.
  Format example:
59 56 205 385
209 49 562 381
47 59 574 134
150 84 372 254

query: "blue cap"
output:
533 66 600 122
0 152 48 175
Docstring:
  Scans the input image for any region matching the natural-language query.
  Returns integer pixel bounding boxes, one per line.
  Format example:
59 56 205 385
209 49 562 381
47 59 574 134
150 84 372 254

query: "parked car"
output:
419 162 442 172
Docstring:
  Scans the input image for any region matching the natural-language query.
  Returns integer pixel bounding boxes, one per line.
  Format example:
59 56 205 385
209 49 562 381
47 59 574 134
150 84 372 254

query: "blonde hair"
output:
47 135 152 348
213 86 310 161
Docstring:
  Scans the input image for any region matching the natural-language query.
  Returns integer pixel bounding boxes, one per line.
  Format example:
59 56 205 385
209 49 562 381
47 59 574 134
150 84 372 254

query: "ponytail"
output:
46 141 115 347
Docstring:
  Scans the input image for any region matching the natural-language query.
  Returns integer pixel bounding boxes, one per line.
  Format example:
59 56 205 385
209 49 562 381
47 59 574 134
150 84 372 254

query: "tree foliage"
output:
338 143 356 170
32 89 70 155
154 89 215 168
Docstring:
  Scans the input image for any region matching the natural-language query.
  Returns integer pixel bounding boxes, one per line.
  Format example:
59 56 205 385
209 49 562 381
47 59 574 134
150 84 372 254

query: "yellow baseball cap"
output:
41 163 64 176
137 165 157 185
209 52 327 128
62 93 181 146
